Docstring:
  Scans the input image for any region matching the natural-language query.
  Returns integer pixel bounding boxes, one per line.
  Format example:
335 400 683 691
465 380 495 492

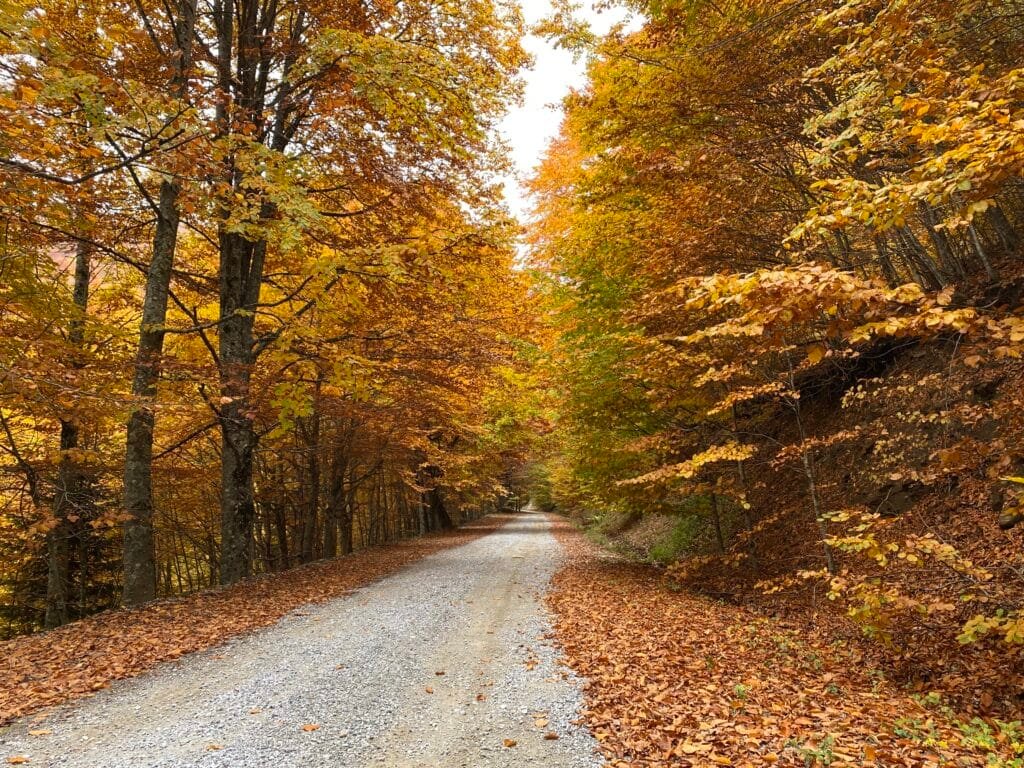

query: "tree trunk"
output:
341 464 356 555
274 500 290 570
968 221 999 282
918 202 965 281
299 396 321 563
872 233 899 287
987 204 1019 253
218 348 255 581
46 239 91 628
709 493 725 555
122 179 178 606
426 487 454 531
786 352 836 575
323 449 347 558
122 0 196 606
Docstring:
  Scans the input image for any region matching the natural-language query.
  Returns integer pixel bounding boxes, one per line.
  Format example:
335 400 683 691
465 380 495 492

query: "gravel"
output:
0 512 602 768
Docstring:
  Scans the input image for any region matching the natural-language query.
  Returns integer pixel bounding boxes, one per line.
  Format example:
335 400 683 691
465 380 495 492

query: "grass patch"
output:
648 514 703 564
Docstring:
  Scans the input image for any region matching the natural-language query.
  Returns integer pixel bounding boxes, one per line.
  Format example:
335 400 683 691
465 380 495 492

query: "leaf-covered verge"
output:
0 514 511 725
547 516 1024 767
527 0 1024 714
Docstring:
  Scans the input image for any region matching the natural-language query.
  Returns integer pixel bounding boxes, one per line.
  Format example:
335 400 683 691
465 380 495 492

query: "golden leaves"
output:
619 443 755 488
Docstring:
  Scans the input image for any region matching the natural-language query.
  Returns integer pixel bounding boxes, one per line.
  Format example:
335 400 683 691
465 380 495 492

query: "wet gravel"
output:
0 513 601 768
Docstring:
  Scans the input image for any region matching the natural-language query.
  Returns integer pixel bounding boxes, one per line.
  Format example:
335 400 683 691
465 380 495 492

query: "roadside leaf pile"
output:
547 518 1023 767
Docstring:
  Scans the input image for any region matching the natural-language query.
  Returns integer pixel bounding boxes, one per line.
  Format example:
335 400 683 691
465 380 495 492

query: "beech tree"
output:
528 0 1023 640
0 0 532 630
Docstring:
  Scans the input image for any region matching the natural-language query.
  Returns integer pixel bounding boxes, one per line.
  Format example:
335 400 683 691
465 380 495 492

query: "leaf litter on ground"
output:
545 516 1020 767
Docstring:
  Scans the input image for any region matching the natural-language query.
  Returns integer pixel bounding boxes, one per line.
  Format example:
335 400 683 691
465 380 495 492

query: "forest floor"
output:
0 513 599 768
6 513 1019 768
547 518 1022 768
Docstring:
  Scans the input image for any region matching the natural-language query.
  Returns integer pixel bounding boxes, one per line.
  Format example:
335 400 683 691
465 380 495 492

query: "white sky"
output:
498 1 634 221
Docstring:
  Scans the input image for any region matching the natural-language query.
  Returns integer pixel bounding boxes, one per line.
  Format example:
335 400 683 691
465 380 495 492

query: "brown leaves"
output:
546 518 1006 768
0 517 508 725
301 724 320 732
502 738 517 748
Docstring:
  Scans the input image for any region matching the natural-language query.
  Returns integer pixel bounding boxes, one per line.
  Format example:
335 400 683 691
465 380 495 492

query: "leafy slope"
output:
547 517 1018 767
0 516 510 725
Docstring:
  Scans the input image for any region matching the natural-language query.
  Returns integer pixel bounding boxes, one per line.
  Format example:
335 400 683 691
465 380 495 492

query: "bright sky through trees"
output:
498 1 634 220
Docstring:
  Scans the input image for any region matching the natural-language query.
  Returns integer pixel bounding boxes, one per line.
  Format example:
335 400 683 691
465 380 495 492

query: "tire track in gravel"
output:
1 512 600 768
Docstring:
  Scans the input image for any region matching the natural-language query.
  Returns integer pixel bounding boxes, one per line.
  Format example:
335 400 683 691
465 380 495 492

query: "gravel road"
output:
1 512 600 768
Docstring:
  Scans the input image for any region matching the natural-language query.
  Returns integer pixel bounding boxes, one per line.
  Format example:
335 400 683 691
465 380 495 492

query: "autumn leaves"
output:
0 0 534 631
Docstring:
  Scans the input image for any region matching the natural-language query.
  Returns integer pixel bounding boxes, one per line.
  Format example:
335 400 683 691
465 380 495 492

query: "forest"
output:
525 0 1024 759
2 0 1024 763
0 0 535 634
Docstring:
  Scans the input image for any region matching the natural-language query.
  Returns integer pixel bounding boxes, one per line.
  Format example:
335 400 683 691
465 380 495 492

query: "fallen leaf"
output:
301 724 320 732
27 730 50 737
206 744 223 751
544 732 559 740
6 758 29 765
503 738 517 748
534 718 549 728
425 686 434 694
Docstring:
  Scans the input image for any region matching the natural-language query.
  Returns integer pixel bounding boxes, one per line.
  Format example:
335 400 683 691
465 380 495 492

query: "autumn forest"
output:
1 0 1024 764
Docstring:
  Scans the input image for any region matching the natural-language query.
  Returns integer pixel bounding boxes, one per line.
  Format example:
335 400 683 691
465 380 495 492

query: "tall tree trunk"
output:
968 222 999 282
342 462 357 555
709 493 725 555
122 180 179 606
122 0 196 606
872 234 900 288
300 380 321 562
212 0 306 584
987 204 1019 254
786 352 836 575
919 202 965 281
323 449 346 558
730 404 759 575
46 239 91 628
218 297 258 584
274 499 290 569
426 487 454 531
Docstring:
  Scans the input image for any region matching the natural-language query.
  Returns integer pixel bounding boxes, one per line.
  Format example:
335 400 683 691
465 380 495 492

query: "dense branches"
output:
0 0 535 634
530 0 1024 656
